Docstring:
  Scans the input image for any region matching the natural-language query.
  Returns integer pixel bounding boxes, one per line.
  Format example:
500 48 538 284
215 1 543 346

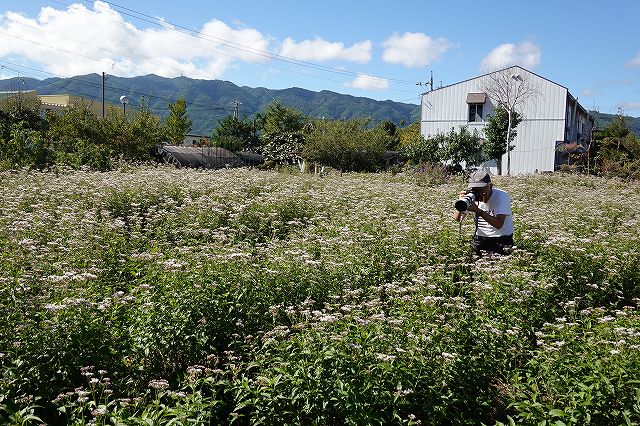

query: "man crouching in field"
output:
453 170 514 256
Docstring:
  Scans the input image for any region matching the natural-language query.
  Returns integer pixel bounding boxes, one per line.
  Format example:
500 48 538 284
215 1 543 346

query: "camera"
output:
454 189 481 212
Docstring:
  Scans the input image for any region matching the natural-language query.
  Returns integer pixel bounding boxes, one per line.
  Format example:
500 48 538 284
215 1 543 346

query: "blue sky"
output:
1 0 639 115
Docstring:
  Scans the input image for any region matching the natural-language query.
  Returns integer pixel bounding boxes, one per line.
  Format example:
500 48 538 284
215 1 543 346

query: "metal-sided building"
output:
420 66 593 174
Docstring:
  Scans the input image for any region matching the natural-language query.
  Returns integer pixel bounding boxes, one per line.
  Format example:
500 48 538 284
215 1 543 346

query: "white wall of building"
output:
421 66 590 175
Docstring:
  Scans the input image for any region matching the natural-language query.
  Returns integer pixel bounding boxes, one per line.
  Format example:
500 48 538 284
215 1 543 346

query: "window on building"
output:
466 92 486 123
468 104 483 122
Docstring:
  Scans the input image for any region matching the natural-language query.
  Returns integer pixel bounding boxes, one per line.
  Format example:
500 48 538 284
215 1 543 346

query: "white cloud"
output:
626 52 640 68
480 41 541 71
278 37 372 63
599 79 634 87
581 89 601 98
346 74 389 90
618 101 640 112
0 1 271 79
381 32 453 68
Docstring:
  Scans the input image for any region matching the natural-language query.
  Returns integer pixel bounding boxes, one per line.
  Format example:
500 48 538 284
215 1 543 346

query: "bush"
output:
440 126 484 168
303 119 390 172
54 138 112 171
0 122 54 169
260 132 305 166
400 134 444 165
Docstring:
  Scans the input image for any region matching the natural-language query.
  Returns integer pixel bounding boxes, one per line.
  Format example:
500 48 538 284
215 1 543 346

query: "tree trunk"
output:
506 107 512 176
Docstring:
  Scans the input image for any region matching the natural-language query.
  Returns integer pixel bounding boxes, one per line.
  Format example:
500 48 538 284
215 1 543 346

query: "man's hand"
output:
459 190 480 214
467 201 481 214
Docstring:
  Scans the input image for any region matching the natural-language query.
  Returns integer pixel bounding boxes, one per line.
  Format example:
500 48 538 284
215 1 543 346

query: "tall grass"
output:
1 167 639 425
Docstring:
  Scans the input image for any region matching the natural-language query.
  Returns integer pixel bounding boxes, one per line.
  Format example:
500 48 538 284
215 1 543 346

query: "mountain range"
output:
589 111 640 138
1 74 638 137
0 74 421 135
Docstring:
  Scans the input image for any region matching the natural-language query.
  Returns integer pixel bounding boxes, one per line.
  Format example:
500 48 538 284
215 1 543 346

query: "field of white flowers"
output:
1 166 639 425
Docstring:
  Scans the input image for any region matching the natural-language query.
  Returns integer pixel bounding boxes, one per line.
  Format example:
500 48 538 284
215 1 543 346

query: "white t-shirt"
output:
475 187 513 237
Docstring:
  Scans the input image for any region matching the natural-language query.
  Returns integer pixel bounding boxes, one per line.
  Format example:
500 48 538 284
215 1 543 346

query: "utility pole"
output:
417 71 434 91
17 77 25 109
102 72 106 118
232 100 241 118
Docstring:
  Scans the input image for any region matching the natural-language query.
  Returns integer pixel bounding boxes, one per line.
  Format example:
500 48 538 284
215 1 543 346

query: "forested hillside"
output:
0 74 421 134
591 110 640 137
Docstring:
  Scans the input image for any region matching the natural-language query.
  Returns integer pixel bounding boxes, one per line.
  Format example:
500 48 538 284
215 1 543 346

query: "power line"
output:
1 13 413 96
76 0 418 85
0 59 235 114
0 15 206 80
39 0 419 90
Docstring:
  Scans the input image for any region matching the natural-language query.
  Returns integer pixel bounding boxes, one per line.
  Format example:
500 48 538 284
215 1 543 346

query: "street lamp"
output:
119 95 129 117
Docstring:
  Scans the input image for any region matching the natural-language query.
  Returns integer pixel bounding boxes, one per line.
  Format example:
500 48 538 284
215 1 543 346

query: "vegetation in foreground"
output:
1 167 639 425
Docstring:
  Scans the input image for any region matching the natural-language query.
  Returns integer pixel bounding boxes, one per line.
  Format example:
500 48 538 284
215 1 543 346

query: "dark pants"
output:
472 234 514 256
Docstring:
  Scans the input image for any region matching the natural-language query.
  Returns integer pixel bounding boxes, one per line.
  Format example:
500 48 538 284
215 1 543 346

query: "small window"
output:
468 104 483 122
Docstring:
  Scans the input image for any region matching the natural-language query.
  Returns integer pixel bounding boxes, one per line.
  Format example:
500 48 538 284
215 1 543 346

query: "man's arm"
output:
466 200 507 229
475 210 507 229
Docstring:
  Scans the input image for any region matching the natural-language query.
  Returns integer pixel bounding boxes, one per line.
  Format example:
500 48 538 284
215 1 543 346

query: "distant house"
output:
0 90 116 117
0 90 39 103
181 134 211 147
420 66 594 174
39 94 107 117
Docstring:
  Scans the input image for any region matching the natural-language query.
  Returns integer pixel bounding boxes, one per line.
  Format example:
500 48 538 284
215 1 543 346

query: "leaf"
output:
548 409 567 418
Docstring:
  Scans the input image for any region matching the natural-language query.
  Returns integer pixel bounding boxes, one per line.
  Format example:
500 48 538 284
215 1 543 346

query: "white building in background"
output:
0 90 117 117
420 66 594 175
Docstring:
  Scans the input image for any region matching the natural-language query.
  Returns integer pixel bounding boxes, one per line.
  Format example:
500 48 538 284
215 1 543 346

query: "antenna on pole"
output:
416 70 434 91
232 100 241 118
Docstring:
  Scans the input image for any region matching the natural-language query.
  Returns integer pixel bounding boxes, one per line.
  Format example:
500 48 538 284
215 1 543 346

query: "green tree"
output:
592 113 640 179
378 119 399 149
0 94 44 140
481 69 539 175
212 115 259 151
259 101 307 136
46 104 111 170
483 106 522 175
400 134 444 165
46 104 105 149
441 126 484 169
303 118 390 172
258 101 309 166
164 97 192 145
0 121 53 170
103 99 163 160
397 121 421 147
594 113 630 140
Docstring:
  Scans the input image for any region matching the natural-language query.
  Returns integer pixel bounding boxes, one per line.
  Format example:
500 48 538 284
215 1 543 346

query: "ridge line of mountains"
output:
0 73 421 135
1 74 638 137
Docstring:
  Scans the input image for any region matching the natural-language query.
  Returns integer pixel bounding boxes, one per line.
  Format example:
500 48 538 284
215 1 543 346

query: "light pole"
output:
119 95 129 118
505 73 523 176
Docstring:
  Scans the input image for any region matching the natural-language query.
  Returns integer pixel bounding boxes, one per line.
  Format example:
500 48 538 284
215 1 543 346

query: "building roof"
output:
420 66 570 96
157 145 263 168
0 90 38 100
420 65 591 119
